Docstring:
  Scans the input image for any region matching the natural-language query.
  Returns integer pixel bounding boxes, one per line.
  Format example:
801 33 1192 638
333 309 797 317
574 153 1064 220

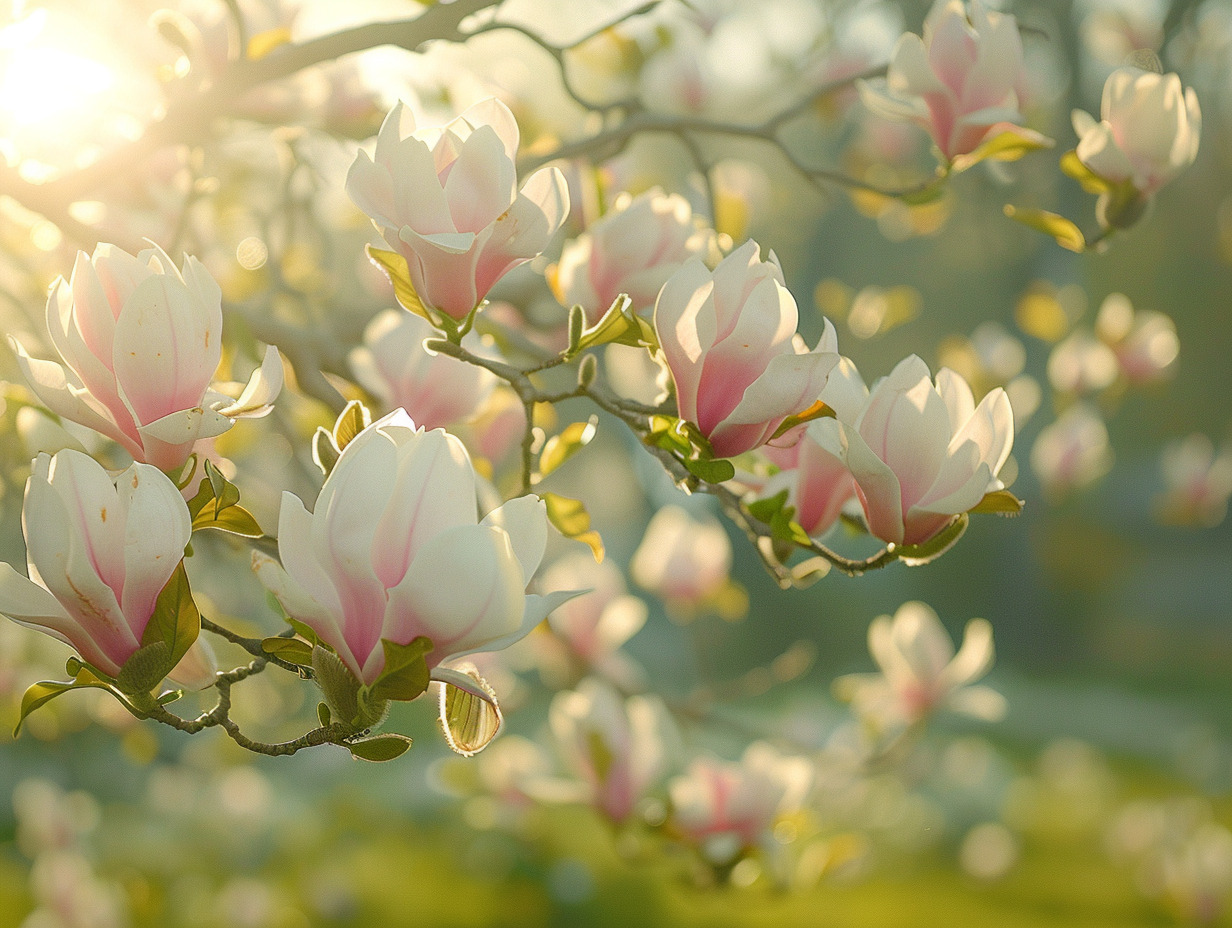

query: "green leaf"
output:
286 617 320 646
261 636 315 666
192 503 263 537
366 247 436 325
1004 205 1086 253
896 513 969 566
437 669 502 756
185 475 215 522
950 125 1054 173
369 636 433 702
14 664 147 737
969 489 1025 516
312 426 340 477
747 489 791 524
572 294 659 355
541 492 604 562
332 399 371 453
347 733 413 762
317 702 332 727
141 561 200 672
311 645 364 732
1059 149 1114 195
539 416 598 478
683 456 735 483
770 400 835 442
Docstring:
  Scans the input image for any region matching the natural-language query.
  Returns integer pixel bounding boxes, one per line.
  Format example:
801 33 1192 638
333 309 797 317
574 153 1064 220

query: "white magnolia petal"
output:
216 345 284 418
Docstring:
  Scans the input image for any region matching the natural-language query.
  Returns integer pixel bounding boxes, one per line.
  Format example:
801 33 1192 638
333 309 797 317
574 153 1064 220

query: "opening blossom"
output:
553 188 713 322
859 0 1044 162
836 601 1005 729
655 240 839 459
0 450 214 689
11 244 282 473
1072 66 1200 201
253 410 572 688
346 98 569 321
816 355 1013 546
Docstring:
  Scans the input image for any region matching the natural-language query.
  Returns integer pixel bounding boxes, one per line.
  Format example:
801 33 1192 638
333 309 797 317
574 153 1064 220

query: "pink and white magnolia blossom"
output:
630 505 732 610
1030 401 1112 500
549 677 678 824
1155 434 1232 529
1073 67 1201 197
346 98 569 320
818 355 1013 546
538 553 648 690
654 240 839 458
859 0 1037 161
1095 293 1179 385
0 450 214 689
554 188 713 321
669 742 813 865
835 601 1005 729
253 410 572 687
347 309 495 430
12 244 282 473
757 352 868 538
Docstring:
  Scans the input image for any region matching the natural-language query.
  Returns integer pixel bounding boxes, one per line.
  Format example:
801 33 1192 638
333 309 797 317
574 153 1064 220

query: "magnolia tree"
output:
0 0 1224 902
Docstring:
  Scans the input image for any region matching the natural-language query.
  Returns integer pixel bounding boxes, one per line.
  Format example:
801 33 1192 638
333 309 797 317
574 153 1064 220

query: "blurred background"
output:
1 0 1231 925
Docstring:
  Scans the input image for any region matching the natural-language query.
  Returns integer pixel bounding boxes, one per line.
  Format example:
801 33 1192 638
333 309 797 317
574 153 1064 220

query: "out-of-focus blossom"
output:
549 677 678 824
669 742 813 865
859 0 1042 162
348 309 495 430
554 188 714 322
654 240 838 458
630 505 736 617
1030 402 1113 499
1095 293 1179 384
1047 329 1119 395
254 410 570 687
835 601 1005 729
756 355 867 538
0 451 211 688
457 386 528 480
1154 433 1232 528
12 244 281 472
346 98 569 320
816 355 1013 546
537 553 647 689
1072 67 1200 199
1108 799 1232 926
939 323 1040 428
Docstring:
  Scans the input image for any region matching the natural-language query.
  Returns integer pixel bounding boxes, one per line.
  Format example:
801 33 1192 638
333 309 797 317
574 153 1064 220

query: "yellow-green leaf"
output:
951 126 1055 173
770 400 835 442
369 636 433 702
347 733 413 762
332 399 371 453
366 247 435 324
142 561 200 671
437 669 502 756
1060 149 1113 195
541 492 604 562
970 489 1025 515
573 295 659 355
261 636 315 666
539 416 598 478
1004 205 1086 252
896 513 969 566
247 26 292 60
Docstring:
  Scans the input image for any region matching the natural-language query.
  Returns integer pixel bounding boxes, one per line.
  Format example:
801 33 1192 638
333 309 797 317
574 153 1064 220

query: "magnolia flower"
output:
1047 329 1119 395
630 506 734 615
347 309 494 430
346 98 569 320
1030 402 1113 499
817 355 1013 546
554 188 713 321
538 553 647 689
549 677 678 823
655 240 838 458
1095 293 1179 385
756 354 868 538
835 601 1005 729
12 244 282 472
860 0 1039 161
0 450 213 688
1154 433 1232 529
253 410 571 687
669 742 813 865
1072 66 1201 198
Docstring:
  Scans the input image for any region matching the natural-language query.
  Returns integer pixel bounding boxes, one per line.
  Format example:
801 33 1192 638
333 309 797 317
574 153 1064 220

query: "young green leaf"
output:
142 561 201 671
539 416 598 478
347 733 413 762
435 667 502 757
896 514 969 566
